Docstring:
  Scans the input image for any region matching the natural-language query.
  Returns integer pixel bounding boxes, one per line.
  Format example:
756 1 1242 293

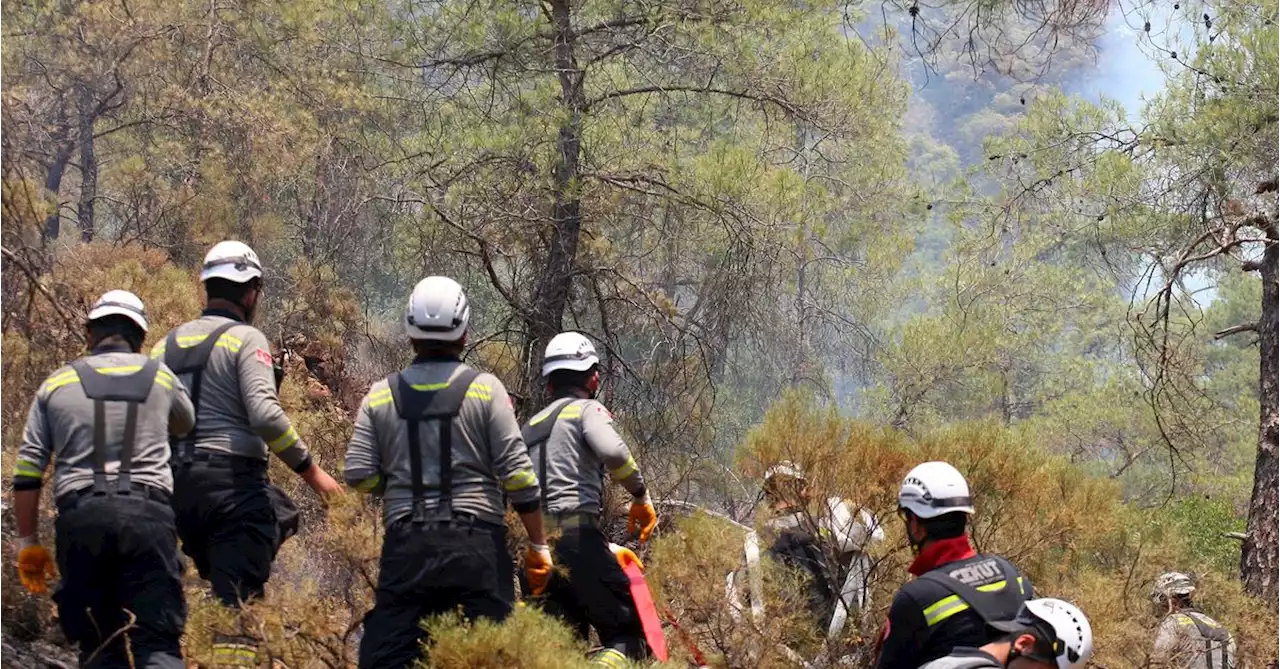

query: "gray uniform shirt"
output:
343 360 540 526
1153 611 1237 669
152 314 312 472
918 648 1002 669
527 397 646 515
13 350 195 498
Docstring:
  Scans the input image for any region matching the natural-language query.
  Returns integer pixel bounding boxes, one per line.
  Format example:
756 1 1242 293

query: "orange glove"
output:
525 544 553 597
17 543 55 594
609 542 644 572
628 496 658 543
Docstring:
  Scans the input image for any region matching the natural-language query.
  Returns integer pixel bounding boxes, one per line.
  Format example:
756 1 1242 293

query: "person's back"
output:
348 358 532 527
156 314 311 470
880 551 1032 667
1154 609 1237 669
919 648 1003 669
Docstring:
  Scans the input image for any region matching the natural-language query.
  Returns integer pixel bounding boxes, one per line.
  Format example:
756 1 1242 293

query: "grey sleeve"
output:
12 393 52 490
1151 616 1185 665
161 364 196 437
236 329 312 472
344 390 383 493
481 378 540 510
581 402 647 499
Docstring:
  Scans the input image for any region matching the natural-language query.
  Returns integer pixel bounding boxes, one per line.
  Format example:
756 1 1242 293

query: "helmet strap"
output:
900 510 927 553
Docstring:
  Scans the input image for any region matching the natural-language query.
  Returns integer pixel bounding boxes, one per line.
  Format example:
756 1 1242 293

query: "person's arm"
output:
11 391 57 593
343 388 385 494
237 330 339 497
482 378 542 523
159 364 196 437
1151 615 1184 666
873 590 928 669
581 403 657 541
480 377 552 595
12 394 53 526
581 402 647 499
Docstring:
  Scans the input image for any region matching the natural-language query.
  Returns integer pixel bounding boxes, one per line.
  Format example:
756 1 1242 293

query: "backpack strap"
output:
1184 611 1231 669
919 556 1027 627
521 398 575 511
68 358 160 495
163 321 238 464
390 367 482 523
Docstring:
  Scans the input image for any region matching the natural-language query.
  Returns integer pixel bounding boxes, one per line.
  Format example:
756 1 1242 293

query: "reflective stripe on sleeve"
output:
503 469 537 492
13 459 44 479
610 457 638 480
267 427 300 453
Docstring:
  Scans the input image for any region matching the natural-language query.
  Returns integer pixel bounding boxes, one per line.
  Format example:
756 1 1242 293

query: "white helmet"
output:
897 461 974 518
405 276 470 341
87 290 149 332
992 598 1093 669
541 332 599 376
201 241 263 283
1151 572 1196 603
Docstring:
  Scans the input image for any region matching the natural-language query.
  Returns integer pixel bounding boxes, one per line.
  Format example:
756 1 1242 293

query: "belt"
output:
392 510 504 532
177 450 267 470
545 512 600 530
59 482 171 508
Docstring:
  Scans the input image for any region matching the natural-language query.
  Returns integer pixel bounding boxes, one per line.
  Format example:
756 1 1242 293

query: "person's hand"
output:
608 542 644 572
627 495 658 543
301 465 343 500
17 542 55 594
525 544 553 597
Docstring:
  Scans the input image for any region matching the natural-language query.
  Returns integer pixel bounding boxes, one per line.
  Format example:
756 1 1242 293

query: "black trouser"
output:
359 515 514 669
54 487 185 669
543 523 648 660
172 455 294 607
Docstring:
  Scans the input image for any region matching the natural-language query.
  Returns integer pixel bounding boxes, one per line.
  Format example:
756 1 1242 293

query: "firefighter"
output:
12 290 195 668
344 276 550 669
920 598 1094 669
154 241 341 664
521 331 658 667
874 461 1034 668
1151 572 1237 668
760 461 885 636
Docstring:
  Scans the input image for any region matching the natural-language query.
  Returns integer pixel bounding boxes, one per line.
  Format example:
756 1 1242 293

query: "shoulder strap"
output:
68 358 160 495
521 398 575 511
164 321 237 464
919 557 1026 626
390 367 482 523
1183 611 1231 669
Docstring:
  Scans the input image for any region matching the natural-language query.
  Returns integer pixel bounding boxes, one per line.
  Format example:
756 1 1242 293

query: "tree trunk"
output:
42 98 75 240
1241 217 1278 601
76 85 98 242
523 0 585 406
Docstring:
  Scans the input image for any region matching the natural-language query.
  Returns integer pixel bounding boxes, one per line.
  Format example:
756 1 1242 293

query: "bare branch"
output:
1214 322 1259 340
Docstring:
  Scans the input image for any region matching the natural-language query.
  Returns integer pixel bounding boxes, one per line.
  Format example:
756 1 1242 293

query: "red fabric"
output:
908 535 976 577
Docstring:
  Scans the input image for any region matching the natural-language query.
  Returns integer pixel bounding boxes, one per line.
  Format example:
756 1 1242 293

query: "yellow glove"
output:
608 542 644 572
525 544 553 597
17 543 55 594
627 496 658 543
